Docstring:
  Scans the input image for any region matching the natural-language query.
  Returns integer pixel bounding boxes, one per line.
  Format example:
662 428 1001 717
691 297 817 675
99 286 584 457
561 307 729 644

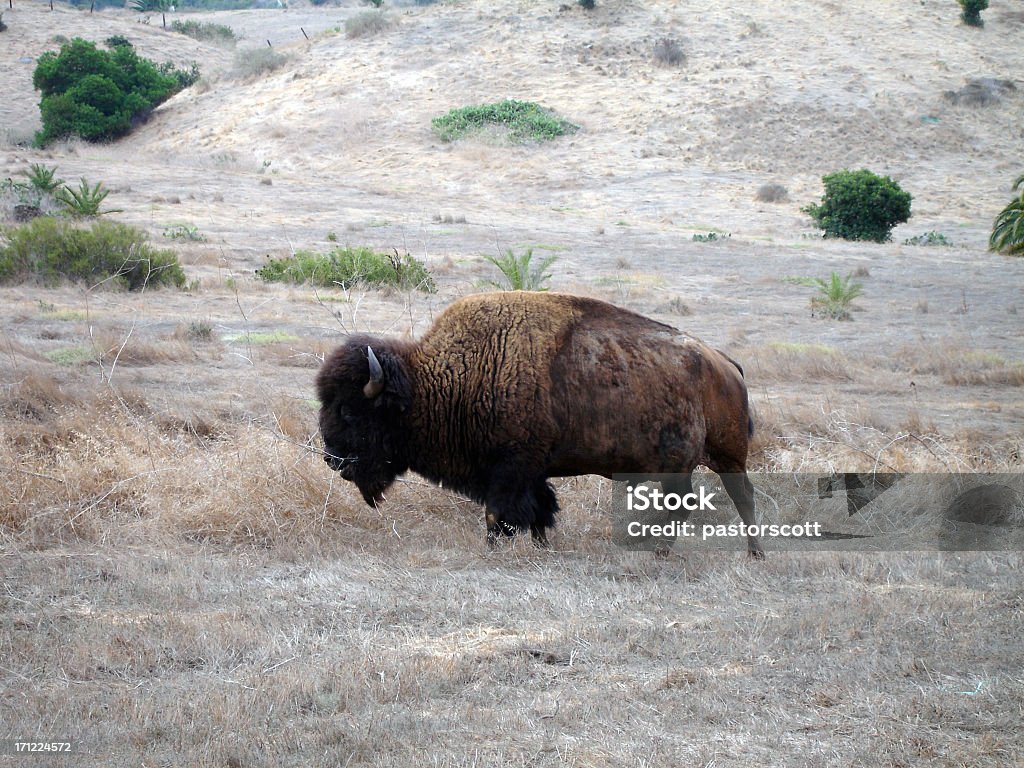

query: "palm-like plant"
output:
810 272 864 320
989 174 1024 256
25 163 64 193
131 0 172 29
57 178 122 217
483 248 557 291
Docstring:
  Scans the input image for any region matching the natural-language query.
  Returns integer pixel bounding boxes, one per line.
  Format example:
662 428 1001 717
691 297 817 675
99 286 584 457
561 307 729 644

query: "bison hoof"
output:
747 547 766 560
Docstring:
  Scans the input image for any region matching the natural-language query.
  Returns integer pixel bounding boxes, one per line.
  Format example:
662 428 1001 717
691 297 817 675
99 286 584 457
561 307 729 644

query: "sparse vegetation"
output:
989 173 1024 256
904 231 952 247
482 248 557 291
958 0 988 27
652 38 685 67
185 319 214 341
346 9 392 37
0 217 186 290
755 183 789 203
256 247 435 292
808 271 864 320
943 77 1016 107
802 169 912 242
231 47 289 79
163 224 207 242
692 232 728 242
431 100 579 144
171 19 237 45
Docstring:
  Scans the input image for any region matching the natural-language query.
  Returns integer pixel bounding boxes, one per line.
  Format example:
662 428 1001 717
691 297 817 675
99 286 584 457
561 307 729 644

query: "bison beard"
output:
315 292 764 558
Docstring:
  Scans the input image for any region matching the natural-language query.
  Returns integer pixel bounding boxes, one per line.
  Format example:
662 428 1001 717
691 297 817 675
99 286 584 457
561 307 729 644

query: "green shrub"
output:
170 19 237 45
255 247 435 292
163 223 207 242
958 0 987 26
904 231 952 247
431 100 579 144
802 169 912 242
105 35 133 49
32 38 197 146
989 174 1024 256
0 217 186 290
483 248 556 291
692 232 729 242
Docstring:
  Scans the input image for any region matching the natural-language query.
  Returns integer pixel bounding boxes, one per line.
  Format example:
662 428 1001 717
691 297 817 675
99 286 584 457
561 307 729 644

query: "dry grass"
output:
897 343 1024 387
3 327 1021 764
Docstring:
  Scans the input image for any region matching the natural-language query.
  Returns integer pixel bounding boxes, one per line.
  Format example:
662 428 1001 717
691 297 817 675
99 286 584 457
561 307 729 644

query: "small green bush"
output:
105 35 133 49
163 223 207 242
692 232 729 242
256 247 435 292
904 231 952 247
802 169 912 242
958 0 987 26
431 100 579 144
0 217 186 290
32 38 197 146
483 248 556 291
989 174 1024 256
171 19 237 45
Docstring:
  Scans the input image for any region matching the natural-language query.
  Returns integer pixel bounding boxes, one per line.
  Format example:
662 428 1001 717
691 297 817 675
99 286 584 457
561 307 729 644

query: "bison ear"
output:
363 346 385 399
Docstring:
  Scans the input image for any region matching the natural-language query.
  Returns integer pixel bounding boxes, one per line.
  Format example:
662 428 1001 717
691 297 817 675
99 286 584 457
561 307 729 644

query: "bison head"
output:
315 336 413 507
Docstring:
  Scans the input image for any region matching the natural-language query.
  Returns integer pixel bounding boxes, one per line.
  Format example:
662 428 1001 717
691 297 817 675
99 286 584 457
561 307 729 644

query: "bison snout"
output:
323 449 355 478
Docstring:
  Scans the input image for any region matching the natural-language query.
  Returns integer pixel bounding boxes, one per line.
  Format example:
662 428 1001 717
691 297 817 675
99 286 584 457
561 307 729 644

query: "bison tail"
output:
748 413 754 439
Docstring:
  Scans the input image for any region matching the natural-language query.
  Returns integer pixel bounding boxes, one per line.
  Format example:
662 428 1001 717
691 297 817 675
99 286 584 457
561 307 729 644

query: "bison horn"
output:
363 346 385 399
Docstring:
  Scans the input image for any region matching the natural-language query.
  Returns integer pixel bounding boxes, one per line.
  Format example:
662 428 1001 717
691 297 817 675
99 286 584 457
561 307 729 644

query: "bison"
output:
315 291 763 557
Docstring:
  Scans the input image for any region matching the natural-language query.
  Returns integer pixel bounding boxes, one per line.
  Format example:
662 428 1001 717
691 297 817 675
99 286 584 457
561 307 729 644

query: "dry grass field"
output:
1 0 1023 765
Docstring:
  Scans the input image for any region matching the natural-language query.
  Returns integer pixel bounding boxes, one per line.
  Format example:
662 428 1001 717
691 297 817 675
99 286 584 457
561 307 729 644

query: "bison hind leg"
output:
719 470 764 559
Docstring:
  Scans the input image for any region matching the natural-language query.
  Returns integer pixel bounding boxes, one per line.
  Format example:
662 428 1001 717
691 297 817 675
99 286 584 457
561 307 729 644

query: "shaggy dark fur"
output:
315 292 763 556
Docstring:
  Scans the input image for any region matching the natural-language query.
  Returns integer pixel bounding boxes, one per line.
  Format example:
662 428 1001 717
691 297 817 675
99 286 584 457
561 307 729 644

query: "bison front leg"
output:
651 474 695 556
484 471 558 549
